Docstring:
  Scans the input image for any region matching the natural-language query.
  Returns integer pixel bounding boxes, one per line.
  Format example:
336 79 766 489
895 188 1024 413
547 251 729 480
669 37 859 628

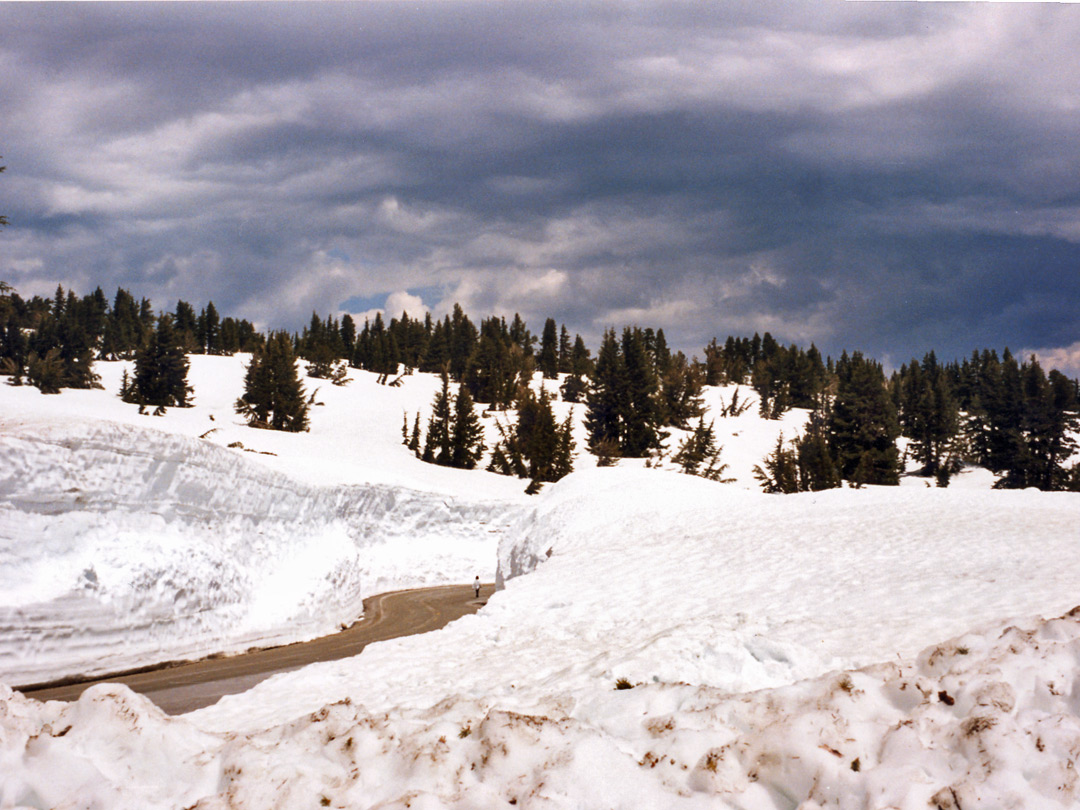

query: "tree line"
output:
1 281 1077 491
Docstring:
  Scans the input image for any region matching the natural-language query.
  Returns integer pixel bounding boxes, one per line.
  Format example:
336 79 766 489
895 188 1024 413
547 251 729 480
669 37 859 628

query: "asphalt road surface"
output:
19 582 493 715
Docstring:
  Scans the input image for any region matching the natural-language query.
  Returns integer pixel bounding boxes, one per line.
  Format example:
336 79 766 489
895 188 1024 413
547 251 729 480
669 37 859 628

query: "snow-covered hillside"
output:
2 356 1079 808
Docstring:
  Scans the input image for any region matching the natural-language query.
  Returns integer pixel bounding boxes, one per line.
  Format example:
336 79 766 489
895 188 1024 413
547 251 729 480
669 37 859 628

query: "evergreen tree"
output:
126 314 192 411
464 317 517 409
896 352 960 477
421 318 450 372
659 351 704 428
448 305 478 381
306 342 350 385
986 350 1026 477
753 434 801 494
25 348 65 394
138 297 155 340
1044 369 1080 489
340 314 357 360
219 317 260 354
828 352 900 485
538 318 559 379
509 313 534 356
102 288 144 359
794 405 841 491
560 334 592 403
993 358 1079 490
81 287 109 354
423 370 454 464
408 412 422 455
488 386 574 489
449 384 486 469
174 300 200 352
620 326 665 457
672 417 732 482
0 314 28 384
26 285 101 391
558 325 572 374
234 332 309 431
197 301 222 354
652 329 672 375
584 328 627 452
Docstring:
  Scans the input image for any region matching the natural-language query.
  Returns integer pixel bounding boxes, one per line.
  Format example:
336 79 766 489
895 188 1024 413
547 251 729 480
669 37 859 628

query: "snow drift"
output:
4 602 1080 808
0 416 518 686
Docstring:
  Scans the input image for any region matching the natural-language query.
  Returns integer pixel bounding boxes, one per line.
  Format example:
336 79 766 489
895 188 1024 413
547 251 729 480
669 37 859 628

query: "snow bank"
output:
0 416 518 686
6 607 1080 808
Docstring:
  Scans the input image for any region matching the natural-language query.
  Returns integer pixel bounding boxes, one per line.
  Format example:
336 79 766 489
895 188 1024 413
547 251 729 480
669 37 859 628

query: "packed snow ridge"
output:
0 356 527 686
0 418 516 686
1 355 1079 808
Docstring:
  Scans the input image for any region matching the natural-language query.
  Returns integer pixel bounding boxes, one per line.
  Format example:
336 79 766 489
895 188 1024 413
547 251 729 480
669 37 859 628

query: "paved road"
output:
20 582 493 715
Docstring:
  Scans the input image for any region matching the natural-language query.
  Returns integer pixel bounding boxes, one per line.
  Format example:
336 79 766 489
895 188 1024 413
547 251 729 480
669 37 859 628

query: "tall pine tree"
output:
538 318 559 379
584 328 627 454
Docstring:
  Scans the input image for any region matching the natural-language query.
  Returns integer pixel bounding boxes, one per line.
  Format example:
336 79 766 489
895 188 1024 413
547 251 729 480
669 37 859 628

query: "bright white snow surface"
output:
2 355 1080 808
0 356 527 685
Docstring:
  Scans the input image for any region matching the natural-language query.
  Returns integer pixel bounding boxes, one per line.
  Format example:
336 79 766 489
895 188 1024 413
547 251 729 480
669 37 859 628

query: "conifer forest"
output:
1 282 1078 493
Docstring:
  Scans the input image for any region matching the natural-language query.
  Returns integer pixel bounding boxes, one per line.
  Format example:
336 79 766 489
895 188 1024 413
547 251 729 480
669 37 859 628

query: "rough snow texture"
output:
0 418 516 685
5 608 1080 809
0 356 538 686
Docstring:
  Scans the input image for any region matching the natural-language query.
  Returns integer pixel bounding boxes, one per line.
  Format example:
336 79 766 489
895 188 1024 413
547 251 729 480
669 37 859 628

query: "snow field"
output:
0 355 798 687
3 354 1080 808
0 417 516 685
187 467 1080 735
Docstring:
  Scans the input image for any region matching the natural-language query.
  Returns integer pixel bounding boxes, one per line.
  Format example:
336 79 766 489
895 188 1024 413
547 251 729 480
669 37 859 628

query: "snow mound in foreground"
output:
5 607 1080 809
0 416 518 686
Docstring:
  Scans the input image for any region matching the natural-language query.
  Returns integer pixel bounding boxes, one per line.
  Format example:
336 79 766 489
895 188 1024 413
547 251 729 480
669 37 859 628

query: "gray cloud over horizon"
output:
2 2 1080 372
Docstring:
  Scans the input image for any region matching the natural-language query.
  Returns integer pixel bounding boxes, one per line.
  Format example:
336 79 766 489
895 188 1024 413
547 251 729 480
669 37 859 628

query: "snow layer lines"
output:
0 416 519 686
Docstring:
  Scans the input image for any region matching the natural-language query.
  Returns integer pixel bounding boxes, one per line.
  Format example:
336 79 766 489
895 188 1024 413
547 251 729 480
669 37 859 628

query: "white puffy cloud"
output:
1027 341 1080 379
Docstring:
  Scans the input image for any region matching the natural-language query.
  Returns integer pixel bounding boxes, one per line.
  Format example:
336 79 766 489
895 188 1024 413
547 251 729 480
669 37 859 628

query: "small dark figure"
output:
474 576 481 599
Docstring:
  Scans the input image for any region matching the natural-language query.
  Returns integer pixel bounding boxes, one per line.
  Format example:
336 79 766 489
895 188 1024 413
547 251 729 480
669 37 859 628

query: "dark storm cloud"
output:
2 1 1080 372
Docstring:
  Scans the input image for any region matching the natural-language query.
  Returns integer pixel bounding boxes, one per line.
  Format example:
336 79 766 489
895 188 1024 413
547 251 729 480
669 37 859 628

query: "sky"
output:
1 1 1080 373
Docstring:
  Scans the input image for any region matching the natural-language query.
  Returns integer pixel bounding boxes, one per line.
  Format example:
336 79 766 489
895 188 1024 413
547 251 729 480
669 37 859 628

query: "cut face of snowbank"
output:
6 607 1080 809
0 416 520 686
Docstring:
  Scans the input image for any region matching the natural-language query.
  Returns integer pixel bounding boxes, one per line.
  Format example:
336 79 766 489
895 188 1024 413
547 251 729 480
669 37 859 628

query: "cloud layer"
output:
2 2 1079 371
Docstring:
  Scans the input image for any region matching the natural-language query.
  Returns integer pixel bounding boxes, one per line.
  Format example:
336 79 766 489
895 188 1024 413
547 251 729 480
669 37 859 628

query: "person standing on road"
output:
474 576 481 599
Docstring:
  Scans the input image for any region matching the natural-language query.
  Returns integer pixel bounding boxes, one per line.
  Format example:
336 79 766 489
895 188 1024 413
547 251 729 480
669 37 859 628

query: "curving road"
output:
19 582 493 715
